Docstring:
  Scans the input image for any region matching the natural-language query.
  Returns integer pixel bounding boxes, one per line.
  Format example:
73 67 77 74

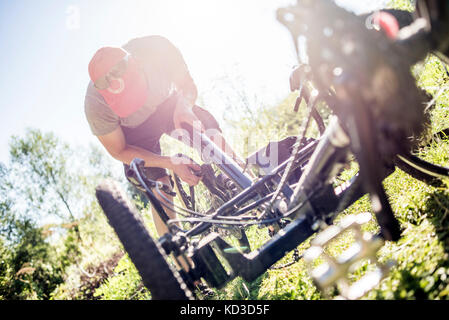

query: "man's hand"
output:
173 95 205 133
170 154 202 186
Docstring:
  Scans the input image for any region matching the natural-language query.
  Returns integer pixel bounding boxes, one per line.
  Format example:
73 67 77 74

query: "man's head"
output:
88 47 148 117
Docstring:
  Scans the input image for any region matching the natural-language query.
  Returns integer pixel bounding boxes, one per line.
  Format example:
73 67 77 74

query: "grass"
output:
206 145 449 300
201 56 449 300
91 33 449 301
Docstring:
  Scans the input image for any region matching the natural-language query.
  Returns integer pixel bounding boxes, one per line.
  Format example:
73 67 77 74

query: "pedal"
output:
303 212 395 300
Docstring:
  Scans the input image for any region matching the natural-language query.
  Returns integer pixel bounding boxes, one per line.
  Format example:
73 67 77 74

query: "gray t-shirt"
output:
84 35 195 136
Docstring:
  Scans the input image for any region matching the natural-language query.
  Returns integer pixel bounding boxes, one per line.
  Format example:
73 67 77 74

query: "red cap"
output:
88 47 149 118
374 11 400 40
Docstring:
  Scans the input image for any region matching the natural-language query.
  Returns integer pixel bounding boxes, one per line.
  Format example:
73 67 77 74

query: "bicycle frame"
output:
130 115 379 289
190 118 377 288
190 128 253 190
131 121 310 227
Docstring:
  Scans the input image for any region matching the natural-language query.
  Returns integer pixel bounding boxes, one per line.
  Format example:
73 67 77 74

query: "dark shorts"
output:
122 94 221 186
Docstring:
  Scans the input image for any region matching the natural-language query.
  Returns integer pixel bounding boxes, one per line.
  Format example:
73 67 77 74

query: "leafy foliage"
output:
0 217 65 299
388 0 414 11
0 129 126 299
94 254 151 300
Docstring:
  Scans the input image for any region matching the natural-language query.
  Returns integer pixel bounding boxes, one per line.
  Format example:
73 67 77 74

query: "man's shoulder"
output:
84 82 117 121
84 82 119 136
123 35 176 55
123 35 171 46
84 81 107 111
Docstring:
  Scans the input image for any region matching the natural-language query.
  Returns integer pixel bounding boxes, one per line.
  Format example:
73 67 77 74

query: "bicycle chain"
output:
269 248 303 270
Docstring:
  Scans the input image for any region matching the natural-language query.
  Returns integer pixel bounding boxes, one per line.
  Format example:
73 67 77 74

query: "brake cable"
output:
127 154 309 230
164 194 308 229
173 172 196 212
154 181 272 222
264 90 318 217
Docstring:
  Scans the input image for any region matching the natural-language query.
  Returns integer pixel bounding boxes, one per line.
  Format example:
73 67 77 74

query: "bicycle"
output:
95 0 449 300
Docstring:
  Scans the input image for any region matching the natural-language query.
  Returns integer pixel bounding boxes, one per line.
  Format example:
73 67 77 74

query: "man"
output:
85 35 241 237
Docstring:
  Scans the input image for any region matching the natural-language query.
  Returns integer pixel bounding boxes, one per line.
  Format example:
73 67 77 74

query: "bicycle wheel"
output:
395 152 449 187
95 179 193 300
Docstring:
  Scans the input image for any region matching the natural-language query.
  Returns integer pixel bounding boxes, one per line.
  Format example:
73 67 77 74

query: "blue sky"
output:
0 0 387 164
0 1 101 162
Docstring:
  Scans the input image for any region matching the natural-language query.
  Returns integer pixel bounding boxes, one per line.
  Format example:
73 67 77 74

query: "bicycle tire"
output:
395 153 449 187
95 179 193 300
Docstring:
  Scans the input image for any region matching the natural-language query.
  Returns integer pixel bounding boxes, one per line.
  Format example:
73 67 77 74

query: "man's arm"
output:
177 72 198 107
97 126 172 167
162 38 253 177
97 126 201 186
171 60 204 131
161 37 197 106
155 37 204 131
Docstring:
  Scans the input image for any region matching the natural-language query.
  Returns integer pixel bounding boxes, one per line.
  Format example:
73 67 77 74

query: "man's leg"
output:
151 175 193 272
151 175 176 237
123 164 175 236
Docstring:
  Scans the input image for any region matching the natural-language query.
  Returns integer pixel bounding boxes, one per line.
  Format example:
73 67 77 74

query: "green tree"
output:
7 128 87 241
389 0 414 10
0 200 66 300
1 128 126 299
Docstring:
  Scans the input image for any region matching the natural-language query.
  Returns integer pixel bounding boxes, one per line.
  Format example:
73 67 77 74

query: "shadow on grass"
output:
423 188 449 249
384 187 449 300
208 272 269 300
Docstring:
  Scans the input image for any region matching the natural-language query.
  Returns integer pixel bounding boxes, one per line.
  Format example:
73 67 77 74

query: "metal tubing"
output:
184 140 318 237
211 208 315 282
